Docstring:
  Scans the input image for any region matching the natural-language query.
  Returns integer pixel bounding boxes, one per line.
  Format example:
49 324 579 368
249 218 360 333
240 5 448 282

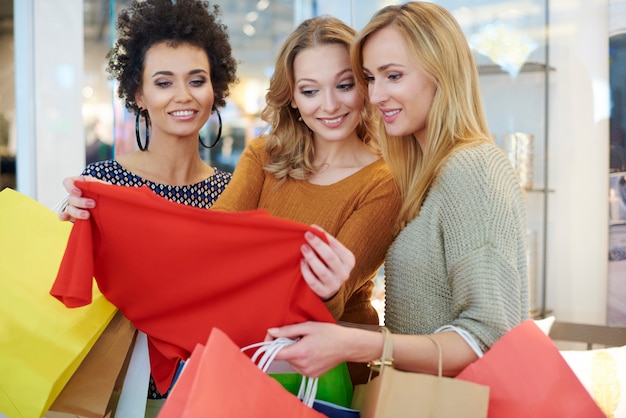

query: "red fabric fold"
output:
51 181 334 393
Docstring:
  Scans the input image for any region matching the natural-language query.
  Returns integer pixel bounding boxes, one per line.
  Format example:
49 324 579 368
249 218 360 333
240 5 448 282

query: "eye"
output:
300 89 318 97
189 78 207 87
337 81 355 92
155 80 172 88
388 73 401 81
362 73 374 84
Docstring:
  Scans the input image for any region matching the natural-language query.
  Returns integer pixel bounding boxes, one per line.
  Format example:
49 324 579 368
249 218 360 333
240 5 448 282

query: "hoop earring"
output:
199 107 222 149
135 109 150 151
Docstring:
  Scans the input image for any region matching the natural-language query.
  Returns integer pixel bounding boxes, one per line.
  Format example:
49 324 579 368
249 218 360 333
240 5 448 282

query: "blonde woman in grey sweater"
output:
267 1 529 378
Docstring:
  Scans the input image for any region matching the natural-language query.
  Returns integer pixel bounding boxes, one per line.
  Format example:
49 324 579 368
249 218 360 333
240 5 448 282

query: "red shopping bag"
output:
456 319 605 418
158 328 325 418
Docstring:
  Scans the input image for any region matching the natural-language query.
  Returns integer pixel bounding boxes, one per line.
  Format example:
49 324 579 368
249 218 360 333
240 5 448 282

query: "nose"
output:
320 91 340 113
174 83 193 102
368 82 387 106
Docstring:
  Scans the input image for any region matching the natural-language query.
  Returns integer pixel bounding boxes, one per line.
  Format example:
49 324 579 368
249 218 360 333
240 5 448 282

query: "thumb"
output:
265 327 280 340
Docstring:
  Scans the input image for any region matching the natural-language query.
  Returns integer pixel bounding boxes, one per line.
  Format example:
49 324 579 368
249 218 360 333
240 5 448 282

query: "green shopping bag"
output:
270 362 353 408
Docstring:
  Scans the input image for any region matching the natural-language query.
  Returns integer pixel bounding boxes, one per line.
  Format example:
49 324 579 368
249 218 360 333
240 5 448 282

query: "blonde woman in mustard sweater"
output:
212 16 400 328
211 16 401 384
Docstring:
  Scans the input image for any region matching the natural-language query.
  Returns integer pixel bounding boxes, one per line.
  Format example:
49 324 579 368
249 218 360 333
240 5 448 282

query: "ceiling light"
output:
246 11 259 22
256 0 270 11
243 24 256 36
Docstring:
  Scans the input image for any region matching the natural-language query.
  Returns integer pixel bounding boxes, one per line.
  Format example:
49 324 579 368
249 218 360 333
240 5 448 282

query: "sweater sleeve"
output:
324 166 401 323
211 138 267 211
438 147 529 350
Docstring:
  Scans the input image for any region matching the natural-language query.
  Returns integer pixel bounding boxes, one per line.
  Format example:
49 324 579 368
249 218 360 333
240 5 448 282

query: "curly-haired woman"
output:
58 1 361 408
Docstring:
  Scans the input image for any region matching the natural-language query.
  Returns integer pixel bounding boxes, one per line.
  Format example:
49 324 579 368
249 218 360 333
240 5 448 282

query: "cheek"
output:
345 92 364 112
197 85 215 102
292 97 315 116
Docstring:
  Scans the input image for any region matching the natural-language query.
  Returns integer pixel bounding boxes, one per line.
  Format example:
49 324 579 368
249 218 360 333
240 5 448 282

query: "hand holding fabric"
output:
300 225 355 301
57 175 100 222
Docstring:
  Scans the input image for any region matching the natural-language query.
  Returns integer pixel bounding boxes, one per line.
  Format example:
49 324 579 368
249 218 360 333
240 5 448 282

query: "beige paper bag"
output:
352 328 489 418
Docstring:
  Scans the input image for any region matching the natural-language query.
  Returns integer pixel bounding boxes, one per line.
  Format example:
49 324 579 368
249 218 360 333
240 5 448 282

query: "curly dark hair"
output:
107 0 238 113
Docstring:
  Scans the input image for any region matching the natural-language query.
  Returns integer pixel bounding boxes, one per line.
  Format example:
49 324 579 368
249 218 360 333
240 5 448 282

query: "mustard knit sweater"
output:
212 137 402 326
385 143 529 351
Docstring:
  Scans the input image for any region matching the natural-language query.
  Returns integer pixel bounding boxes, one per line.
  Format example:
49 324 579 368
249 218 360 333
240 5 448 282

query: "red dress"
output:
51 181 334 393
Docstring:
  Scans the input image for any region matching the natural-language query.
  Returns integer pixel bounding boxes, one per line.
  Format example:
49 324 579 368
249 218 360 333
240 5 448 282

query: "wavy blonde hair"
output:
262 15 378 181
351 2 492 231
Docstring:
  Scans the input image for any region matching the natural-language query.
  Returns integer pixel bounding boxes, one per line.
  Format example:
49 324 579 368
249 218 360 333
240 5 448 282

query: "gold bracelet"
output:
367 326 394 372
367 358 394 372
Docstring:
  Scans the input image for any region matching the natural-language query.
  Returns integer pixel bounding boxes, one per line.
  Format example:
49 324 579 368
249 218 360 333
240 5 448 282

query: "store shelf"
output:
478 61 555 76
526 188 555 194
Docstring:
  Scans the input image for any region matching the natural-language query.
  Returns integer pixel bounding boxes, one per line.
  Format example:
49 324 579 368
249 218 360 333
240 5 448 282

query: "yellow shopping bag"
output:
0 188 116 418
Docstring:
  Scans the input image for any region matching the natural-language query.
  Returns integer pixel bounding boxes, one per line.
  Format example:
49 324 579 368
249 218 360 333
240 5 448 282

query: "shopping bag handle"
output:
369 328 444 378
424 336 443 378
241 338 319 407
368 327 394 374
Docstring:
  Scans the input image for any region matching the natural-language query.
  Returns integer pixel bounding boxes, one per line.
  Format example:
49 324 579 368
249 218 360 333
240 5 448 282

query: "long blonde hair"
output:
351 2 492 231
262 15 377 181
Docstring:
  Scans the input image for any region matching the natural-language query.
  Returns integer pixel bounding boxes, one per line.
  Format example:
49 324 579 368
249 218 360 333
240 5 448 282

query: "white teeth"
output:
171 110 195 117
323 116 344 124
383 110 400 117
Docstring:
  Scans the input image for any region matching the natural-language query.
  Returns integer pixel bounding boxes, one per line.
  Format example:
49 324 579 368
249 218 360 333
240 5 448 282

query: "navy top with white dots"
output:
81 160 231 208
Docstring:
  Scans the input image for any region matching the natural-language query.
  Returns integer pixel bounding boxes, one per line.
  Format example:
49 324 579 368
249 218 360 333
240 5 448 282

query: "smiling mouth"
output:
319 114 347 125
170 110 196 117
382 109 400 117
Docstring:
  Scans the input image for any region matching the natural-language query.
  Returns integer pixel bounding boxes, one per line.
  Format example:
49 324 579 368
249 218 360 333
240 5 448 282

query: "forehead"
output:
143 42 210 70
362 26 409 66
293 44 350 75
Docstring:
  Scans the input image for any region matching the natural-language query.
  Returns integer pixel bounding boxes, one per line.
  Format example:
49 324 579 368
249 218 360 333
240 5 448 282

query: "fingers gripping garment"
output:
51 181 334 394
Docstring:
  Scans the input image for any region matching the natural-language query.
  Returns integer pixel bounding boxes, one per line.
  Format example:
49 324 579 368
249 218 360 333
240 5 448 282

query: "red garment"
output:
51 181 334 394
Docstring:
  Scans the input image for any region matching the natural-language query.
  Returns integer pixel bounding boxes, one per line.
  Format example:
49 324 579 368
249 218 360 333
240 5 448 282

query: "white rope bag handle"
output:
241 338 319 407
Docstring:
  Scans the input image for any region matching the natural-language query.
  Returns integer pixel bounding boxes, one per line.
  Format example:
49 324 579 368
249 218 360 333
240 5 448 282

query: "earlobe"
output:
135 92 144 109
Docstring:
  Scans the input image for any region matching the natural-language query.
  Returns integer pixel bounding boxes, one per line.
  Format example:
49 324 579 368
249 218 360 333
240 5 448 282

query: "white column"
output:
14 0 85 209
14 0 36 199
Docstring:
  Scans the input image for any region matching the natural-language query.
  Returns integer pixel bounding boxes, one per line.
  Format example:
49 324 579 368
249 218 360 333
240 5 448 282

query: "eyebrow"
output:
296 68 354 84
151 69 209 77
363 63 404 73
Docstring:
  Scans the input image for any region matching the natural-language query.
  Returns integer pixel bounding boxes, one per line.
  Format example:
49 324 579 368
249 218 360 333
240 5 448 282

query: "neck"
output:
312 135 373 169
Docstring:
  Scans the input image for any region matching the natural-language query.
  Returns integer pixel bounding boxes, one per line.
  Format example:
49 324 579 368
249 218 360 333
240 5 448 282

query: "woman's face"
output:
362 26 436 147
291 44 363 144
135 42 214 141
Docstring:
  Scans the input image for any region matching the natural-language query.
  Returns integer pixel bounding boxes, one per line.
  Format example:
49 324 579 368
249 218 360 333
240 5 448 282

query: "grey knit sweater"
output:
384 142 529 351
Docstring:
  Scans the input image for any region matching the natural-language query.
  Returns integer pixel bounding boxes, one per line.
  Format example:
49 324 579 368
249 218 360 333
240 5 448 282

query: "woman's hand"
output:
57 175 101 222
266 322 351 378
300 225 355 301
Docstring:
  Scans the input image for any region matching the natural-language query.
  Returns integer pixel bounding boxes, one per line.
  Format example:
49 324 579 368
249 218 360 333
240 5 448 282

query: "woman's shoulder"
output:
442 142 510 178
239 136 271 162
82 159 119 172
438 142 523 206
210 168 233 184
361 157 396 183
247 136 268 152
347 157 399 199
81 160 136 185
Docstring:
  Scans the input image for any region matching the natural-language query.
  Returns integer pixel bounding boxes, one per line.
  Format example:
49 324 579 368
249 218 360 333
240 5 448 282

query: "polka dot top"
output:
82 160 231 208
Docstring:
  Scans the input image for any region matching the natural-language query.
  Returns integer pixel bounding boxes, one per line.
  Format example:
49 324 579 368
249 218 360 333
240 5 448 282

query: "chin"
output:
384 125 408 138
